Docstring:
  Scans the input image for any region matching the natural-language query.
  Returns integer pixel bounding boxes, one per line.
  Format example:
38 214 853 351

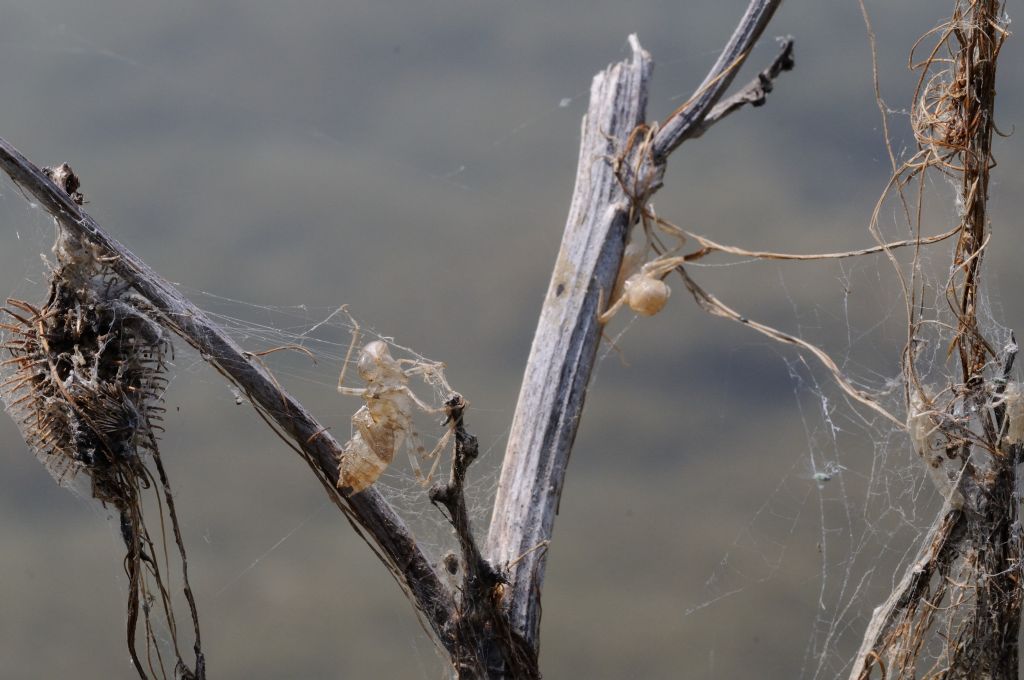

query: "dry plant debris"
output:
0 165 204 680
595 3 1015 672
850 1 1017 676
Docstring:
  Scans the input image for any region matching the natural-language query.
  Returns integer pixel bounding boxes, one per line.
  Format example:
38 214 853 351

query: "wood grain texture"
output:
484 35 653 645
485 0 789 650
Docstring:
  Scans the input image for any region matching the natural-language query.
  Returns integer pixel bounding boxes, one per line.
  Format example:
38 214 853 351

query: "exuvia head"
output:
357 340 406 384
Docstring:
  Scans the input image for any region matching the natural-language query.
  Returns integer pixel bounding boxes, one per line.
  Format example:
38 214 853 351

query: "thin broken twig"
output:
652 0 785 161
430 397 539 679
687 37 794 140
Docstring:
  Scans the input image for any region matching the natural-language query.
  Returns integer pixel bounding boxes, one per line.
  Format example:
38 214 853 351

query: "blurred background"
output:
0 1 1021 677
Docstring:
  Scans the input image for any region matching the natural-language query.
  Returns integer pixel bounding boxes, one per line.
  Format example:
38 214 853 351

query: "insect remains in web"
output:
809 460 846 488
335 310 459 494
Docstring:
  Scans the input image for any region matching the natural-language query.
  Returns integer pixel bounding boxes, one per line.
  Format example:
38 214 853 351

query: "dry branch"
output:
652 0 785 161
485 0 787 649
430 397 539 679
1 1 792 672
0 139 458 653
687 37 794 140
850 1 1018 677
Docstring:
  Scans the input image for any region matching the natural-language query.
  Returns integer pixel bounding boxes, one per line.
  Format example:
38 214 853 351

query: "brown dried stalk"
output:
851 3 1017 678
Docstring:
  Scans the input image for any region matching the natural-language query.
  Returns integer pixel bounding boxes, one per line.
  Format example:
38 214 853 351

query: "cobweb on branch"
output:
169 287 503 560
646 207 1015 678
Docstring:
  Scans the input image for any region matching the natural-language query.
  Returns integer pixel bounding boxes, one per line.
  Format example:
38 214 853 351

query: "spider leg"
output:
400 360 450 389
598 291 628 325
401 385 446 414
406 424 453 487
643 255 686 280
337 306 360 391
422 426 454 487
405 427 430 485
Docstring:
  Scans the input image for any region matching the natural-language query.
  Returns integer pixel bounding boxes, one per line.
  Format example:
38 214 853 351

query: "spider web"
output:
630 191 1014 679
0 194 500 672
173 287 503 559
0 4 1019 678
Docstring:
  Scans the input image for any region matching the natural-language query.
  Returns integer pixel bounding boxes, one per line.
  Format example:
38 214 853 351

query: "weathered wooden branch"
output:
484 0 787 649
482 35 653 647
1 1 791 671
0 138 457 652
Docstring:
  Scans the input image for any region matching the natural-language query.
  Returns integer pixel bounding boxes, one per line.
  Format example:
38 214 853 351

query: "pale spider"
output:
335 317 455 493
599 211 688 324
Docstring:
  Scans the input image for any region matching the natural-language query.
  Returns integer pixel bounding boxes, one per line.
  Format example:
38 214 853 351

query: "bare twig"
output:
430 397 539 679
687 37 794 140
0 138 457 652
652 0 785 161
673 265 904 427
679 221 960 262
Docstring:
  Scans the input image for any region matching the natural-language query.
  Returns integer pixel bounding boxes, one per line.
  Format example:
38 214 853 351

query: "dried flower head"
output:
0 166 203 679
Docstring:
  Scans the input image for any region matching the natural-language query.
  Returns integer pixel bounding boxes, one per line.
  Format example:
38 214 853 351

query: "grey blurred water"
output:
0 1 1022 678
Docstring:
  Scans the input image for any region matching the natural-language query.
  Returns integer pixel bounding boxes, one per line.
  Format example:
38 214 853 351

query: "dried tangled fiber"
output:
850 2 1018 678
0 165 203 679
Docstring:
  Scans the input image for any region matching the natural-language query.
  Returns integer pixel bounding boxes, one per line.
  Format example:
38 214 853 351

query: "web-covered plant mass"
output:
0 165 203 679
0 0 1019 678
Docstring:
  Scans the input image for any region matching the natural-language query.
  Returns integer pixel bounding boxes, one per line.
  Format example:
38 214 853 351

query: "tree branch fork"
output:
0 1 791 674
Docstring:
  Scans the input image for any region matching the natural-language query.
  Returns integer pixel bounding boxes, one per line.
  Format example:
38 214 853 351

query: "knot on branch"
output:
43 162 84 205
746 37 794 106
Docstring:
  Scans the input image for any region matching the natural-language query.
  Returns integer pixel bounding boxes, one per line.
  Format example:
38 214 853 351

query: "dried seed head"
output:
0 195 201 676
1 279 168 491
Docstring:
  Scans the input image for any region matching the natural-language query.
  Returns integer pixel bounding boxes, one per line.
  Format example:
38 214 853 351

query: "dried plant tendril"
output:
0 165 204 680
